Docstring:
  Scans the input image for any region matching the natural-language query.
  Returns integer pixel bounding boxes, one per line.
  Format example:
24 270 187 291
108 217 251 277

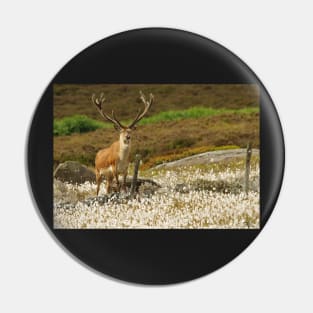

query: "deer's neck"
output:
118 139 131 161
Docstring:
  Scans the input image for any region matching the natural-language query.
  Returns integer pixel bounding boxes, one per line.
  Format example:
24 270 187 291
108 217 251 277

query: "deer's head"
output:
92 91 153 145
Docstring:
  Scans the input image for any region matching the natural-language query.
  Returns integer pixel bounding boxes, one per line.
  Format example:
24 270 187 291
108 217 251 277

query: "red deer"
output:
91 91 153 195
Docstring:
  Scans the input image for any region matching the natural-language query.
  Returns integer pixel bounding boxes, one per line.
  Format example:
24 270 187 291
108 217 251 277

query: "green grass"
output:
54 115 107 136
54 106 259 136
140 106 258 125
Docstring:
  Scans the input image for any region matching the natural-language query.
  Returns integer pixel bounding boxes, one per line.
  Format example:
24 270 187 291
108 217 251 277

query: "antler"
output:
128 91 153 129
92 93 124 130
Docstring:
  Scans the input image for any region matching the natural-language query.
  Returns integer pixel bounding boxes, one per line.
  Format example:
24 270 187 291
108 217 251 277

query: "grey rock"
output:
54 161 96 184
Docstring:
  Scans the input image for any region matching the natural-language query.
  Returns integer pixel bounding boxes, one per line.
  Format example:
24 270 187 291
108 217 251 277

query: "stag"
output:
92 91 153 195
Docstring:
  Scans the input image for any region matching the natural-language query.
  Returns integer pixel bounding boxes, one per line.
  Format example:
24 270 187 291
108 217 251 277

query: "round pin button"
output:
27 28 284 284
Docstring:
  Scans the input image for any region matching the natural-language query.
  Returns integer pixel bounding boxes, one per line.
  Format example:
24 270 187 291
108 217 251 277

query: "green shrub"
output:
54 115 106 136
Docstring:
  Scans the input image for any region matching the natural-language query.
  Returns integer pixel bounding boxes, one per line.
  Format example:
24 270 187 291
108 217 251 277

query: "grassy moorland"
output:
54 84 259 119
53 84 259 168
54 112 259 167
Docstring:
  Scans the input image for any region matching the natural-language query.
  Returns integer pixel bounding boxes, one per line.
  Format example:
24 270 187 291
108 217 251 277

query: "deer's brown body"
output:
95 136 131 195
92 91 153 195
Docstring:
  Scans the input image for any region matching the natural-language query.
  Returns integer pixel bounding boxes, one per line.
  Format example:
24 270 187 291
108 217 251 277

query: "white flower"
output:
54 162 260 229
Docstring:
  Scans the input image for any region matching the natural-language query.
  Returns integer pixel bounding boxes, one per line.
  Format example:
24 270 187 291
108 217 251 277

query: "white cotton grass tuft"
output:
53 163 259 229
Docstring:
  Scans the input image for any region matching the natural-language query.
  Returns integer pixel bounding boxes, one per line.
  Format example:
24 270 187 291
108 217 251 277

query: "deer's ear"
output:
114 124 120 131
131 126 137 131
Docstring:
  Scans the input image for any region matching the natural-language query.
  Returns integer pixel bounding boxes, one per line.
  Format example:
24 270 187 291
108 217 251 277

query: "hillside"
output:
53 84 259 168
54 112 259 167
54 84 259 119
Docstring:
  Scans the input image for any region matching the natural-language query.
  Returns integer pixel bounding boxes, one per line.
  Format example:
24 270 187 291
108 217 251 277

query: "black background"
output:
27 28 284 284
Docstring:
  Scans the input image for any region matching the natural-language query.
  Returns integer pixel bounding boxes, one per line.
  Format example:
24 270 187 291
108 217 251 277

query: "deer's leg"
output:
122 171 127 192
96 169 102 196
105 174 113 194
113 170 120 192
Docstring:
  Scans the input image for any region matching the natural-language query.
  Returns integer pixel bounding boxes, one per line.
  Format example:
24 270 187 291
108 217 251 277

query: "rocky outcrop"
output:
153 148 259 169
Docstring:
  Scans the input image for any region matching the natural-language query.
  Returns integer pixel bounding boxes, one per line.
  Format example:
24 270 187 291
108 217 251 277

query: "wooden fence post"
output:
131 154 141 195
244 143 252 194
